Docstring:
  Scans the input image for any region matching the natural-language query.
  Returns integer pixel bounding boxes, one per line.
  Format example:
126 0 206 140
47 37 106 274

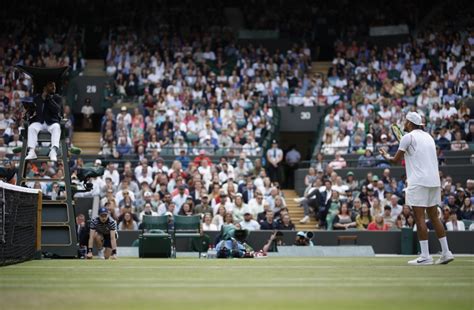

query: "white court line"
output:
0 283 471 289
3 276 468 281
4 265 473 270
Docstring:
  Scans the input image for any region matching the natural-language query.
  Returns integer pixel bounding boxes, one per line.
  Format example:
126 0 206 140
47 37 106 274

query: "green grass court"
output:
0 257 473 310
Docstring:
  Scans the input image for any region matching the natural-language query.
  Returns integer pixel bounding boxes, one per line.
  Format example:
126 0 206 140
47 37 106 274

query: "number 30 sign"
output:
300 112 311 120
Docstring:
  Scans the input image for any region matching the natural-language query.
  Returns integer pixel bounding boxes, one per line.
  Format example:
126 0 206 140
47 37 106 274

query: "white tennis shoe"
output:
435 252 454 265
408 256 433 266
25 149 37 160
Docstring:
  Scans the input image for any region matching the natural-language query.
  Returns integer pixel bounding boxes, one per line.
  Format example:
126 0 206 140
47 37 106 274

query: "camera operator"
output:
294 231 314 246
25 81 63 161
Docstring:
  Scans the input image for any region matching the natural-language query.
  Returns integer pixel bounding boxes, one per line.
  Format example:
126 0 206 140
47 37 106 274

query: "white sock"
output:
438 237 450 255
419 240 430 258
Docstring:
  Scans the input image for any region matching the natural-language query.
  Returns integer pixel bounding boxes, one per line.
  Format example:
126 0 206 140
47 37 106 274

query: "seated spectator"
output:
194 194 213 215
344 171 359 191
328 152 347 170
435 127 452 151
178 202 194 216
356 204 372 230
350 135 366 154
382 205 395 228
451 131 468 151
333 132 350 154
119 212 138 231
116 136 132 156
459 197 473 220
325 191 341 230
365 134 375 153
370 198 383 217
446 210 466 231
322 134 336 155
367 215 390 231
311 153 328 172
304 167 318 189
248 192 267 219
260 210 278 230
211 205 226 230
278 213 295 230
239 211 260 231
138 203 158 222
202 213 218 231
332 203 356 230
358 149 376 167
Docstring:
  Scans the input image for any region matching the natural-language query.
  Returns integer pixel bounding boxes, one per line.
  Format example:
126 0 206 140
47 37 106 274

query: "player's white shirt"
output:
398 129 440 187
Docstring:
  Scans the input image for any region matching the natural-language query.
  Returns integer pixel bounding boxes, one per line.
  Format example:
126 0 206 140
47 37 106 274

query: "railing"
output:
319 141 474 154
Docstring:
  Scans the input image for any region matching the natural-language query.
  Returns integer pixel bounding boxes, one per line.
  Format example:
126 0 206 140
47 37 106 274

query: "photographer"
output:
24 80 63 161
294 231 314 246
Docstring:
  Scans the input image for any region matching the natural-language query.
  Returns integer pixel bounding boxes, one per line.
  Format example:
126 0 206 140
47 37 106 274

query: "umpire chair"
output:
15 66 78 258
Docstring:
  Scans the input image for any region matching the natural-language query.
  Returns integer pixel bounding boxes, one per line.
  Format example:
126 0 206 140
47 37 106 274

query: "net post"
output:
35 190 42 259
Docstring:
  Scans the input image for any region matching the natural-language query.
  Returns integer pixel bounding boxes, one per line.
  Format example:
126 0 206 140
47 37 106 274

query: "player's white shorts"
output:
406 185 441 207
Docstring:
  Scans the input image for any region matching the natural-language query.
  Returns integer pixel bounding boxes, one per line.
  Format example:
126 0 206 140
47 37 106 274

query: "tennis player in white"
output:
380 112 454 265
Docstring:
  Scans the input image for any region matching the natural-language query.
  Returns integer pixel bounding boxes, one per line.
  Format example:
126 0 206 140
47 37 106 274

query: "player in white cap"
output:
380 112 454 265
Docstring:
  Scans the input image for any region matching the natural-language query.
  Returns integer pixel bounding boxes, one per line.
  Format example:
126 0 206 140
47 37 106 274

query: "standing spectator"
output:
81 98 94 130
266 140 283 184
284 145 301 188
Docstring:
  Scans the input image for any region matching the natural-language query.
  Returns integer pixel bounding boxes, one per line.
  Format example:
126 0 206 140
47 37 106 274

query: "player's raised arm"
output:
379 147 405 164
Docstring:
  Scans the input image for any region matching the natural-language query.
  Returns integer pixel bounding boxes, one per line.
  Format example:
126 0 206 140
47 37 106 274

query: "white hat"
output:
297 231 306 238
95 159 102 165
406 112 423 126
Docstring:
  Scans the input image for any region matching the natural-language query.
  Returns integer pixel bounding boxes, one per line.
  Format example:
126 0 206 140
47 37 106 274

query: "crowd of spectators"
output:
0 2 85 160
241 0 426 42
2 1 473 237
318 28 473 159
100 14 314 158
69 156 295 232
299 164 474 231
300 15 473 230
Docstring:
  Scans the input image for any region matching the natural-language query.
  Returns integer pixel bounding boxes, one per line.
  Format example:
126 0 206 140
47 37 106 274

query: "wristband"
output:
111 249 117 255
87 248 93 253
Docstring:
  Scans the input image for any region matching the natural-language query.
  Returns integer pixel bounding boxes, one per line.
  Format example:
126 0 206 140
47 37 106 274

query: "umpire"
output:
86 207 118 260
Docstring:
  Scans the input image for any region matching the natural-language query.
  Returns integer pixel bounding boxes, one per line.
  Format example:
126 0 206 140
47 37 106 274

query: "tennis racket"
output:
391 124 404 142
